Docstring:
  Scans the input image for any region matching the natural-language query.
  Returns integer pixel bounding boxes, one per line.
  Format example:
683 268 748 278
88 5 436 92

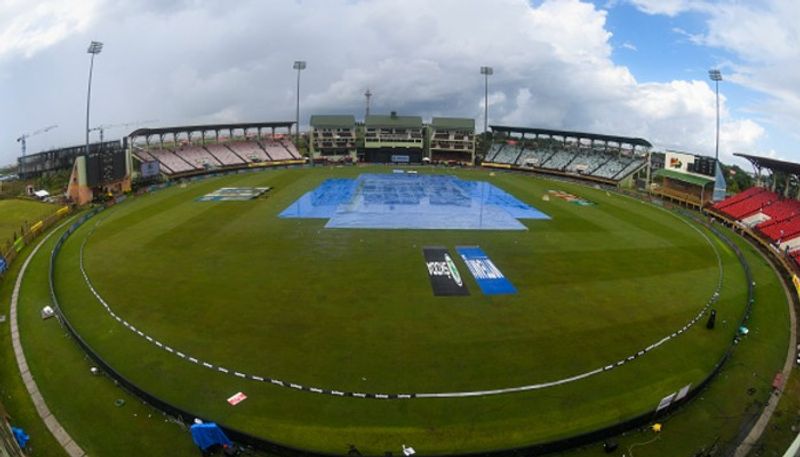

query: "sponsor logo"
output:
423 247 469 296
426 254 464 287
463 258 504 280
456 246 517 295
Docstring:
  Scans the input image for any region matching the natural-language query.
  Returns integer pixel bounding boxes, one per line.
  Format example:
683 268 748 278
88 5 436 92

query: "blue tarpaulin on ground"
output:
279 173 549 230
190 422 232 451
12 427 29 449
456 246 517 295
0 256 7 274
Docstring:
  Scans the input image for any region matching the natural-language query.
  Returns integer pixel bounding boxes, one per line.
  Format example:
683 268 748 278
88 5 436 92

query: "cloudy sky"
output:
1 0 798 167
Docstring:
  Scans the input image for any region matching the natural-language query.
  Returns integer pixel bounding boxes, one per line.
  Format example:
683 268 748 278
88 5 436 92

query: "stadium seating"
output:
204 143 246 165
281 139 302 159
516 148 553 167
760 199 800 224
564 150 605 174
174 146 222 169
593 155 632 179
712 187 766 210
261 141 294 161
148 148 197 174
483 140 645 183
758 213 800 242
224 142 269 162
717 190 777 220
541 150 574 170
132 149 158 164
485 143 505 162
612 159 645 180
493 145 523 164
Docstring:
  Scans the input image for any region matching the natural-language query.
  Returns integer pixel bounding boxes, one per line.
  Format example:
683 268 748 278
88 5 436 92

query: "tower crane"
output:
16 124 58 157
89 120 157 142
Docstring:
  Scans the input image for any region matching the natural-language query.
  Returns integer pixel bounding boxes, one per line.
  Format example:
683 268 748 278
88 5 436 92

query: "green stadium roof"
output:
431 117 475 130
366 114 423 129
309 115 356 128
653 168 714 187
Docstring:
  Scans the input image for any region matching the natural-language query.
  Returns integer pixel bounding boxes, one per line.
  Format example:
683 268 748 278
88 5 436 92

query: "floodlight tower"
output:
480 66 493 133
293 60 306 144
364 88 373 119
709 69 722 165
85 41 104 157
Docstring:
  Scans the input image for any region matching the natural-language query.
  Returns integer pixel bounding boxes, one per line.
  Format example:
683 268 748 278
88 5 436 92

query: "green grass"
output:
10 216 201 456
0 198 56 243
49 166 756 454
0 238 67 457
559 224 792 456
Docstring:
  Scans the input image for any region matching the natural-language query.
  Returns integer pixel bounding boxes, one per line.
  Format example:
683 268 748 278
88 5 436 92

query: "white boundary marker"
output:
11 217 87 456
71 204 724 399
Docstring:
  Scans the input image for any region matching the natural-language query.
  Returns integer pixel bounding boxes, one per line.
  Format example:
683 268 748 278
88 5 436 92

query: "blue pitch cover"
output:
456 246 517 295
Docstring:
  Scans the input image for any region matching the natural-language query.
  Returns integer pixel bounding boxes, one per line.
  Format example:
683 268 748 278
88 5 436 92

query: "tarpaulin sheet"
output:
12 427 29 449
280 173 549 230
190 422 232 451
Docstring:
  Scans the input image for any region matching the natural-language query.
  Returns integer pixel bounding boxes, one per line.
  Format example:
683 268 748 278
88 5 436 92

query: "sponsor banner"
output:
56 206 69 216
793 275 800 301
674 383 692 402
391 155 410 163
226 391 247 406
198 187 271 202
655 392 676 412
456 246 517 295
423 247 469 296
30 220 44 233
548 190 595 206
140 160 160 178
0 256 6 274
13 237 24 253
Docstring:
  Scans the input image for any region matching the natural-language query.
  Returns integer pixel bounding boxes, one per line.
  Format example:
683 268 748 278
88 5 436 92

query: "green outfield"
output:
50 166 754 454
0 198 55 243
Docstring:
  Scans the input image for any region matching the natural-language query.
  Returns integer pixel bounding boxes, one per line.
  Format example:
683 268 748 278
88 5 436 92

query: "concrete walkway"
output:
9 219 86 457
734 252 798 457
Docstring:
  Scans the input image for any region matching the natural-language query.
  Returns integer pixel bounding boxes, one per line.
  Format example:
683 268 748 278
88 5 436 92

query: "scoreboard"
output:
688 155 717 177
665 151 717 178
85 142 128 187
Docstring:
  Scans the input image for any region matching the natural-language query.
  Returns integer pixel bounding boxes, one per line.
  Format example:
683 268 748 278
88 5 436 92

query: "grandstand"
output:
309 115 357 162
709 152 800 269
484 126 649 184
128 121 302 178
428 117 475 165
364 112 424 163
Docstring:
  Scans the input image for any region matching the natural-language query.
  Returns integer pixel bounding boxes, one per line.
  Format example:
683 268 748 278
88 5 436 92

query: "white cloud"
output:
0 0 770 166
628 0 696 16
0 0 101 60
629 0 800 160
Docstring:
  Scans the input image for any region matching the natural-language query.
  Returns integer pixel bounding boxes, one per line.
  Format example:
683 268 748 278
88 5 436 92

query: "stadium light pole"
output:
480 66 493 133
709 69 722 165
293 60 306 145
85 41 103 157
